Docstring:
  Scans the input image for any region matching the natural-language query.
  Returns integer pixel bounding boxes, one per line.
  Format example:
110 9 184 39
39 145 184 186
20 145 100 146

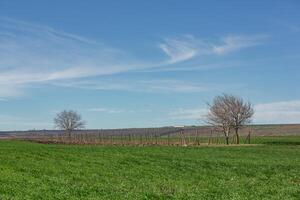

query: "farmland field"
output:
0 137 300 199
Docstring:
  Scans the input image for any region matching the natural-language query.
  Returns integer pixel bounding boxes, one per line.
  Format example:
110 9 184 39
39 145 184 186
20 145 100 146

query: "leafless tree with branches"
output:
206 95 232 144
54 110 85 140
224 94 254 144
206 94 254 144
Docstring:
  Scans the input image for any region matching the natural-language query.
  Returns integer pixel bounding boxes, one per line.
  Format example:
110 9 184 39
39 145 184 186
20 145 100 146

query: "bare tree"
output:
206 94 254 145
206 95 232 145
223 94 254 144
54 110 85 139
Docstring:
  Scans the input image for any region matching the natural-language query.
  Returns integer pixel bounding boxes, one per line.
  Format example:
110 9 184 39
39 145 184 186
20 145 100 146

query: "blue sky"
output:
0 0 300 130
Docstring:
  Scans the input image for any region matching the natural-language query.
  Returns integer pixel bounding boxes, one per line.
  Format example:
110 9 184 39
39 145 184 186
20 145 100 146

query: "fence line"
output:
14 128 254 146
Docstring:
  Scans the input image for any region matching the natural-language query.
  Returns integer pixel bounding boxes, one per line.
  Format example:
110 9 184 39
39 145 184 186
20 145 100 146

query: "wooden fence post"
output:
196 129 200 146
208 129 212 145
248 130 251 144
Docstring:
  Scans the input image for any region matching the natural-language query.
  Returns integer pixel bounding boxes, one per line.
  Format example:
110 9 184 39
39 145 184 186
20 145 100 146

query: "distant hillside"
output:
1 124 300 138
247 124 300 136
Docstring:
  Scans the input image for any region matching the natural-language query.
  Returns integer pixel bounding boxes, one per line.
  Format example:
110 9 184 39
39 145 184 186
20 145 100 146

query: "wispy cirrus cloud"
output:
87 107 127 114
0 17 141 97
212 35 268 55
0 17 268 98
159 34 268 64
0 17 101 45
158 35 204 64
53 79 216 93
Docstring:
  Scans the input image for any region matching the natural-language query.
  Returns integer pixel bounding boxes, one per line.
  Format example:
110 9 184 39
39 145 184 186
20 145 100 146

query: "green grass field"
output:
0 137 300 199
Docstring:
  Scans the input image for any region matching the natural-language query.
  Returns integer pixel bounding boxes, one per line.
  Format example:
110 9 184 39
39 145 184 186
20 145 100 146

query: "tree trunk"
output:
225 136 229 145
235 128 240 144
224 130 229 145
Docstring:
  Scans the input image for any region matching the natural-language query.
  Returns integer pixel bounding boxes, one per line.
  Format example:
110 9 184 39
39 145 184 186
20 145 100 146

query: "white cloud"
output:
158 35 201 64
53 79 213 93
139 80 211 93
87 107 126 114
159 34 267 63
212 35 268 55
254 100 300 124
0 17 100 45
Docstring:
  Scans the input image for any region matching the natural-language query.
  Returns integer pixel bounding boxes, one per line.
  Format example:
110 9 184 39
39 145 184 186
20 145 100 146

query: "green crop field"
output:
0 137 300 199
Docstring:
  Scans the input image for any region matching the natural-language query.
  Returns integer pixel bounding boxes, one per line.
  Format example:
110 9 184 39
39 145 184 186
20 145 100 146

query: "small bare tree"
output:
206 95 232 145
224 95 254 144
206 94 254 145
54 110 85 139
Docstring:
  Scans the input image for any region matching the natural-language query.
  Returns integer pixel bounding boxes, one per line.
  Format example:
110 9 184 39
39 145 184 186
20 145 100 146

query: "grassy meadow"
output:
0 137 299 199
